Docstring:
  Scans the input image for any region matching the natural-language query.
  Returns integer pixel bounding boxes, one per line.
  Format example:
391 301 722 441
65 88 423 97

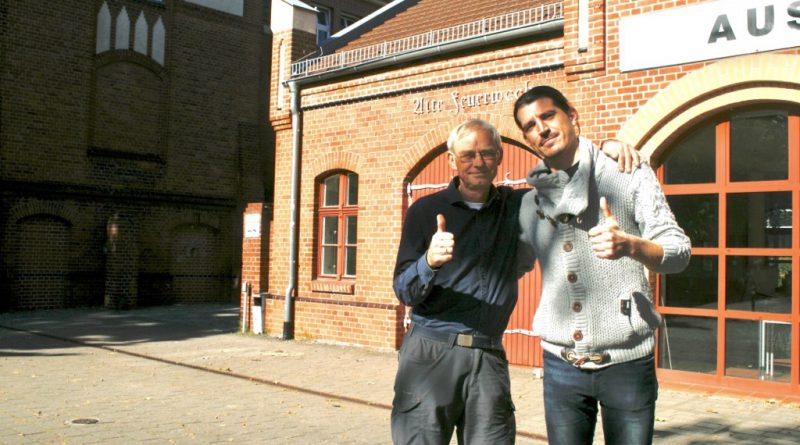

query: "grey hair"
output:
446 119 502 154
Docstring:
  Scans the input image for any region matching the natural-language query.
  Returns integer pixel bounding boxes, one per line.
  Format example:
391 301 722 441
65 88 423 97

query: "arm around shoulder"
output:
517 190 538 277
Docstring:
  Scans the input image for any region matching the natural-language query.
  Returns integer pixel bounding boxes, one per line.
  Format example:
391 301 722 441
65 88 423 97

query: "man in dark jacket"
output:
392 119 522 444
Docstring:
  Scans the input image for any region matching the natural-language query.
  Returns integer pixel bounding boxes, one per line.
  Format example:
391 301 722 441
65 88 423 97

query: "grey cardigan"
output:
518 138 691 368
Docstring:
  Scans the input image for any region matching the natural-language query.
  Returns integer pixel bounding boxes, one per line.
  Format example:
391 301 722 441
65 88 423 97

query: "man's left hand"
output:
600 139 643 173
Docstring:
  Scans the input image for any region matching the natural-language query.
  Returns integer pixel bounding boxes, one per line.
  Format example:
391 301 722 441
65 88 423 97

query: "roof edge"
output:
290 18 563 87
318 0 418 55
280 0 318 13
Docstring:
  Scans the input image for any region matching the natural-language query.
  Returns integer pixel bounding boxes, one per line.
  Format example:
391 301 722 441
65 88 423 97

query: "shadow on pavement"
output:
0 304 240 353
654 415 799 444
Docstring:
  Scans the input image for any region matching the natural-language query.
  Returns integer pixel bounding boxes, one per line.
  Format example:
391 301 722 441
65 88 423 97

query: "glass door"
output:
658 106 800 394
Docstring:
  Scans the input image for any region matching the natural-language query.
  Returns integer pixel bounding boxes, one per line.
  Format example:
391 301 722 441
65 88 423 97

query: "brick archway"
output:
8 201 77 225
401 113 524 176
308 151 364 178
618 54 800 161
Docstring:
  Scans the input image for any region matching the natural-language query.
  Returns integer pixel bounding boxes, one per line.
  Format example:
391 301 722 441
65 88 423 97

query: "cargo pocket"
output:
392 389 423 414
391 388 428 444
483 349 515 417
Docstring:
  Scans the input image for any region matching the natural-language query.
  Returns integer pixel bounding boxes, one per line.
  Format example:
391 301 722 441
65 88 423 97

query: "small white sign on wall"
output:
620 0 800 72
244 213 261 238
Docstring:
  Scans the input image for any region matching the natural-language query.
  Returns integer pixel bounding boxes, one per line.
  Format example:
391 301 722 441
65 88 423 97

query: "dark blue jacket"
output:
393 177 526 337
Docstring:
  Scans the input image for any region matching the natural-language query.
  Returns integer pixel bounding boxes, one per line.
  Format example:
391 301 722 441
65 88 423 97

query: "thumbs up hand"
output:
588 197 629 260
426 214 455 268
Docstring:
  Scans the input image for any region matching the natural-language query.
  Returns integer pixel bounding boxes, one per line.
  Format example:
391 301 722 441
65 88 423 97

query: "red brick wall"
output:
263 10 565 348
562 0 710 142
253 0 800 350
240 202 270 332
562 0 800 144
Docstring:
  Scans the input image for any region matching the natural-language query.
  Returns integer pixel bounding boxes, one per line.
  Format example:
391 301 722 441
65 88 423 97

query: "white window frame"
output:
340 13 360 30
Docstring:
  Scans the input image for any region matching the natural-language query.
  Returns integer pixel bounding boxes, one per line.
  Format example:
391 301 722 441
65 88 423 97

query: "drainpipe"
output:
283 80 301 340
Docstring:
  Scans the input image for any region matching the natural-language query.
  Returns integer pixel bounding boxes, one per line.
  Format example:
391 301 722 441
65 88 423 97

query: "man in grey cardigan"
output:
514 86 691 445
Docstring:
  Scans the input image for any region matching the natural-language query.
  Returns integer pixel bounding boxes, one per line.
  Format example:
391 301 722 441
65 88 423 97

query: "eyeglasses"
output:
456 149 499 163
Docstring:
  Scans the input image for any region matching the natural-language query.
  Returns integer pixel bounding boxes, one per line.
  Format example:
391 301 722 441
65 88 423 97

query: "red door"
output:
405 140 543 367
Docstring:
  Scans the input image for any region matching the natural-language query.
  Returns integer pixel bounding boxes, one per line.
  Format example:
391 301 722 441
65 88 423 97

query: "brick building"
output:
0 0 386 310
250 0 800 397
1 1 396 312
0 0 277 310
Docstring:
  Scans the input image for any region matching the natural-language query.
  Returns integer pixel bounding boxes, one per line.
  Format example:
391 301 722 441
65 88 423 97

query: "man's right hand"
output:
426 214 454 269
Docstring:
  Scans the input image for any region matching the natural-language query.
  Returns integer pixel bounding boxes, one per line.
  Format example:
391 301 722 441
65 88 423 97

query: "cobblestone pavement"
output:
1 304 799 444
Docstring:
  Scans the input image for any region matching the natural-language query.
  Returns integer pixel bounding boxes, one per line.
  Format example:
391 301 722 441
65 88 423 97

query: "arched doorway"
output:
616 53 800 397
170 223 225 303
404 138 544 367
656 105 800 393
8 215 71 309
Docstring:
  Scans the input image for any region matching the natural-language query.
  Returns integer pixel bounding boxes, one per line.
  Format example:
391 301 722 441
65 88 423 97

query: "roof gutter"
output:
291 18 563 88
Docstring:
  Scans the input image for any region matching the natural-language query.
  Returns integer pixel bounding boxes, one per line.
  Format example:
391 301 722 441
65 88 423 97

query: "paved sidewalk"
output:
1 304 799 444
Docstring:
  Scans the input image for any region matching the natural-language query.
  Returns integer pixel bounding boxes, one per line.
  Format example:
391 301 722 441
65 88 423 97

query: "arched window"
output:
96 2 111 53
317 172 358 279
115 7 131 50
658 106 800 386
134 12 148 55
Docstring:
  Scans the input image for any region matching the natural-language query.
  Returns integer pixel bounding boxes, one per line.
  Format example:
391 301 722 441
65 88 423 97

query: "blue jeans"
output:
543 351 657 445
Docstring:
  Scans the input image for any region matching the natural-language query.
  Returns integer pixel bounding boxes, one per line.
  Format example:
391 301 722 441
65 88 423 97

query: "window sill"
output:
311 280 355 295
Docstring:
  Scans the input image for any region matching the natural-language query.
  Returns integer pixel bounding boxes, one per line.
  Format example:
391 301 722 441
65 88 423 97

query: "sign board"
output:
244 213 261 238
411 81 533 115
620 0 800 72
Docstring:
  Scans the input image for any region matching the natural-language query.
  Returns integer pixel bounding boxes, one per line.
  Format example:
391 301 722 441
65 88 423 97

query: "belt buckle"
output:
562 348 580 366
588 352 609 365
456 334 474 348
568 352 588 367
562 348 607 367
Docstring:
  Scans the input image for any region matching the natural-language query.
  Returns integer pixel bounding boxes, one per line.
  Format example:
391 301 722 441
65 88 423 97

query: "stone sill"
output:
310 280 355 295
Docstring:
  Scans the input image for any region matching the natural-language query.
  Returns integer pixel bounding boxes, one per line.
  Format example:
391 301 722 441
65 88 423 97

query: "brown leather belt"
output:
561 348 610 367
410 324 504 351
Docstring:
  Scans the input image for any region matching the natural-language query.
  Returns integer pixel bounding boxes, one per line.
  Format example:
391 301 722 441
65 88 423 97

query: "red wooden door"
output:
405 140 543 367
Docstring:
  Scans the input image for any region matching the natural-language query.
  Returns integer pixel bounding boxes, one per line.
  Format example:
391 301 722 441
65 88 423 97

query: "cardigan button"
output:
563 241 573 252
567 272 578 283
573 330 583 341
572 302 583 312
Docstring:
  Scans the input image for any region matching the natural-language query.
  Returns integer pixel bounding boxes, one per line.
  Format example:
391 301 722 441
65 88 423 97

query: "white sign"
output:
244 213 261 238
620 0 800 72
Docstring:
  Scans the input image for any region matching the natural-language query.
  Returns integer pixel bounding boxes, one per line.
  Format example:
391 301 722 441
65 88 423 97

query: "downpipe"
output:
283 80 301 340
